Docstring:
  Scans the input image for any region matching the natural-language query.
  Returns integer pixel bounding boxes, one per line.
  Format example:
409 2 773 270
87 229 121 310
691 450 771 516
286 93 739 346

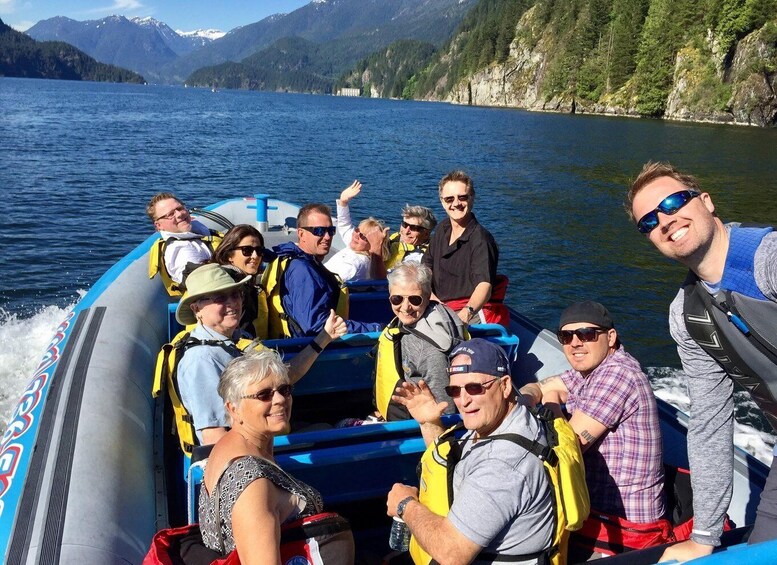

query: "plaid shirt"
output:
561 346 665 523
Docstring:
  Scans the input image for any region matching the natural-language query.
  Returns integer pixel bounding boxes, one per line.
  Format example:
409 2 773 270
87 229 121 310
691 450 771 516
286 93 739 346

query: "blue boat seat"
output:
186 415 462 524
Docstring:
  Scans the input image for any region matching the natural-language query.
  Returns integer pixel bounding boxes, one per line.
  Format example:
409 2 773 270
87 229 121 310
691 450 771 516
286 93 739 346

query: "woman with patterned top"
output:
199 348 354 564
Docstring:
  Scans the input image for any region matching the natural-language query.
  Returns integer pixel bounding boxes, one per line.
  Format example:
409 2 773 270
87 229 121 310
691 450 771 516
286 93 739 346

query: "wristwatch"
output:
465 306 476 320
396 495 416 519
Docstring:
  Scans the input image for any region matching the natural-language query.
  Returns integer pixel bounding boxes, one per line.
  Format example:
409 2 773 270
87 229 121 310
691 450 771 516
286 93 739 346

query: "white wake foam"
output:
649 366 775 465
0 302 78 432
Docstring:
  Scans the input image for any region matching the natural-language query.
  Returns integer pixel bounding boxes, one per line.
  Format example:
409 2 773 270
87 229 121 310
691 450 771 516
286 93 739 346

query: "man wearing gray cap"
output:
520 301 667 558
386 338 554 564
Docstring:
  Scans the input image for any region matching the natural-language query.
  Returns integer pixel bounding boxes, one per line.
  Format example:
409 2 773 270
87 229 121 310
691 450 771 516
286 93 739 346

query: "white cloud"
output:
0 0 17 16
82 0 146 16
10 20 35 31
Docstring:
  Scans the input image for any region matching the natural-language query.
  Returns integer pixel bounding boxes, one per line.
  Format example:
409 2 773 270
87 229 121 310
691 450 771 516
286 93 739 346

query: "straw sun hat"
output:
175 263 250 326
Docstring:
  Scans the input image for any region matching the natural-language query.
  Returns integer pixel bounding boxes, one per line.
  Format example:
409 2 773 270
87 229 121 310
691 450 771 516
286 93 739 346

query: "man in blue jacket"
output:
627 161 777 562
271 203 382 337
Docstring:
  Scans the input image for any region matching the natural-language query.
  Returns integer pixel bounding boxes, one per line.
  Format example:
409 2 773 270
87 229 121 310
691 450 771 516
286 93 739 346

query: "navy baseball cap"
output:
448 338 510 377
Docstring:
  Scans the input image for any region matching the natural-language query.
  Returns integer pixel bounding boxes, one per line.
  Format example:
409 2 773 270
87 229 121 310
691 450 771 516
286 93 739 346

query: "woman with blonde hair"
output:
324 180 389 281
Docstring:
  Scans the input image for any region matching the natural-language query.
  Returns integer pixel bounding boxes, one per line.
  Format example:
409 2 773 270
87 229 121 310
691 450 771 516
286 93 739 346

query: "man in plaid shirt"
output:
520 301 667 559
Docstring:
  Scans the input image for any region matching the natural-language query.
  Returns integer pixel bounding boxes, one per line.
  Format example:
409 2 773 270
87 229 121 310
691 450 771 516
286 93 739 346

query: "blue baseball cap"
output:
448 338 510 377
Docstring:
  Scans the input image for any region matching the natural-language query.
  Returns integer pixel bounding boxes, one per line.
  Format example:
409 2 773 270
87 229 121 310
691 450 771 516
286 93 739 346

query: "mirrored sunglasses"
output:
389 294 424 306
300 226 337 237
241 384 294 402
441 194 471 204
557 327 607 345
636 190 700 234
445 377 500 398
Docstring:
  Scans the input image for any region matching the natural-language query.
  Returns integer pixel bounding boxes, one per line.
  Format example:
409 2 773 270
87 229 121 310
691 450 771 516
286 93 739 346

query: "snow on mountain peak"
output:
175 28 226 41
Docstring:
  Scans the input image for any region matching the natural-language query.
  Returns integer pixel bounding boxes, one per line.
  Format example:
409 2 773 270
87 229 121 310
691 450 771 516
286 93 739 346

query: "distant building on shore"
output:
337 87 361 97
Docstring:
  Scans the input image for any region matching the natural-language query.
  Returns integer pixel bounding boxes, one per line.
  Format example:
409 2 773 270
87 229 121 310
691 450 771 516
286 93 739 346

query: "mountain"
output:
25 15 222 83
0 17 144 83
165 0 478 84
336 39 437 98
406 0 777 126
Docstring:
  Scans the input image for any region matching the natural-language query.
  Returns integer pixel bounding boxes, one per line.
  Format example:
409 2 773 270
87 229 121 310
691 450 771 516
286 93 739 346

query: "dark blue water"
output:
2 77 776 371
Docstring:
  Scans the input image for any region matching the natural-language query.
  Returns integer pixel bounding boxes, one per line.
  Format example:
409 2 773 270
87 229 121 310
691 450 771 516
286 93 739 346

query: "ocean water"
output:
1 77 776 462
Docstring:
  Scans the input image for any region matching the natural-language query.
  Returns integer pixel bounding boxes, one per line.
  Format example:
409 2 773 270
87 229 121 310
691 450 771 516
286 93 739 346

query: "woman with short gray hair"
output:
200 348 355 562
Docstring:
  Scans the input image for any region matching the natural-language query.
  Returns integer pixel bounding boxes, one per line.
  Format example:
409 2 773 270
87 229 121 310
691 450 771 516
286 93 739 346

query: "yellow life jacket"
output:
148 230 223 296
151 329 261 455
374 314 469 421
374 321 406 421
243 284 270 340
385 232 427 270
410 407 589 565
261 254 349 339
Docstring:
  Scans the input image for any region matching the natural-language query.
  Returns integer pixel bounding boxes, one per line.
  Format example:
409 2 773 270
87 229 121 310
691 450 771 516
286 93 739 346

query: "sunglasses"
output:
300 226 337 237
557 327 608 345
199 289 242 305
353 228 368 242
441 194 471 204
241 383 294 402
401 221 427 232
235 245 264 258
445 377 501 398
636 190 700 234
389 294 424 306
155 205 187 222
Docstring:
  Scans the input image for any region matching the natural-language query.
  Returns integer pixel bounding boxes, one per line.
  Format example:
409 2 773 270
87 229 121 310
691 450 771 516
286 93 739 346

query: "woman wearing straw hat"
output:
176 263 346 445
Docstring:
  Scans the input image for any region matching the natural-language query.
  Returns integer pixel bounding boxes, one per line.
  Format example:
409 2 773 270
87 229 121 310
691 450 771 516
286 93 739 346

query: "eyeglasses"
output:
155 205 187 221
300 226 337 237
389 294 424 306
441 194 471 204
241 383 294 402
557 327 608 345
401 221 427 232
353 228 368 242
235 245 264 258
445 377 501 398
198 289 242 305
636 190 700 234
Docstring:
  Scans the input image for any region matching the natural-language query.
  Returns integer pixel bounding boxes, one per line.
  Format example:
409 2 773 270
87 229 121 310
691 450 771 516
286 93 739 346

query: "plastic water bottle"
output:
389 516 410 551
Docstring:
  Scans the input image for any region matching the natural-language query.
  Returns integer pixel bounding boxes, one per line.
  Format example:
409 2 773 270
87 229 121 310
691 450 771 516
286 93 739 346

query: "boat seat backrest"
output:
187 458 207 524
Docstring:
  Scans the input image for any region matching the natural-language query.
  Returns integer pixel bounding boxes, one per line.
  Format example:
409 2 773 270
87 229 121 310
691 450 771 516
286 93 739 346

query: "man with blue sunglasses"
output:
627 161 777 562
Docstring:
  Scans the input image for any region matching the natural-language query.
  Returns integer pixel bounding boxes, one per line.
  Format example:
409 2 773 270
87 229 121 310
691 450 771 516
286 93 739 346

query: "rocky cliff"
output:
435 7 776 126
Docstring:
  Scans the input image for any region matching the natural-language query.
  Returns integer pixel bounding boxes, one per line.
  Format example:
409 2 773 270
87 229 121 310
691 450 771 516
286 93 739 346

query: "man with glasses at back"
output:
627 162 777 561
422 171 508 327
147 192 215 291
265 202 382 337
386 338 555 564
520 301 667 559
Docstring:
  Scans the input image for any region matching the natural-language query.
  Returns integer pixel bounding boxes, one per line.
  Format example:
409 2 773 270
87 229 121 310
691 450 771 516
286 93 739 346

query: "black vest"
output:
682 226 777 431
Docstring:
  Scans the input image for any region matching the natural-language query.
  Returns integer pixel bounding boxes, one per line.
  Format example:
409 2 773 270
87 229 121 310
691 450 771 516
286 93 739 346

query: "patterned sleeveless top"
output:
199 455 323 553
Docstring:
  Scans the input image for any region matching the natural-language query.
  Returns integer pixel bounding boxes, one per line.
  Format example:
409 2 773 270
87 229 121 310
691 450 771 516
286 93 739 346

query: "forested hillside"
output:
409 0 777 125
335 40 437 98
0 18 144 83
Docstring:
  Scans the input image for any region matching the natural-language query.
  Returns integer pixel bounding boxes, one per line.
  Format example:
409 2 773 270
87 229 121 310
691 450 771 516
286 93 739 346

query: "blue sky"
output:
1 0 312 32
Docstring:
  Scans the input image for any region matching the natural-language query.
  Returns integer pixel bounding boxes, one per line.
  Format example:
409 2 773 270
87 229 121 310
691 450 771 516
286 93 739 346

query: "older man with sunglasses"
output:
267 202 383 337
386 338 555 564
627 161 777 562
422 171 508 327
520 301 666 559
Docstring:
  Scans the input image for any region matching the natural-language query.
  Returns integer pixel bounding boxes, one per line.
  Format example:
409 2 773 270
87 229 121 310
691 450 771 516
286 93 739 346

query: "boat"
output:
0 194 774 564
